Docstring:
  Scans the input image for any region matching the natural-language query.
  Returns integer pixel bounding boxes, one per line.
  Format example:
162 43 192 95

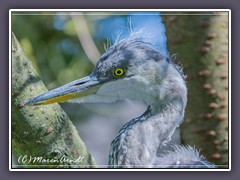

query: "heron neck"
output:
109 99 184 167
108 68 187 167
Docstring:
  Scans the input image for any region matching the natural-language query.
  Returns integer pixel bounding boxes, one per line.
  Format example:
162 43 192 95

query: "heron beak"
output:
23 75 101 106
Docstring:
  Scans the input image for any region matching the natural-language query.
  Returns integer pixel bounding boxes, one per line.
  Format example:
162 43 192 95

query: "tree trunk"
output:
11 32 96 168
163 12 229 167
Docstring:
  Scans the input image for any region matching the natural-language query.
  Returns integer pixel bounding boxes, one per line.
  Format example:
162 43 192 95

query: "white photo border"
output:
9 9 231 171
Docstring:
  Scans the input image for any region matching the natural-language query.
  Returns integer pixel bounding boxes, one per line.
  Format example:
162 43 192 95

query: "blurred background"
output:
12 11 229 167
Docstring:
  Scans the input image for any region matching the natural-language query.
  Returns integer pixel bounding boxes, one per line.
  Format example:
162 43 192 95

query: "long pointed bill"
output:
23 76 101 106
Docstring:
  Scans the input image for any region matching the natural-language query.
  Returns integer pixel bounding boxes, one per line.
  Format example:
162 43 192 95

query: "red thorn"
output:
208 130 216 136
209 102 218 109
203 83 211 90
207 32 217 39
210 153 221 159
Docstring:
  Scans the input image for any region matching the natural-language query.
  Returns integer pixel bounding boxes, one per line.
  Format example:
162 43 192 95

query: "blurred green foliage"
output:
12 13 100 90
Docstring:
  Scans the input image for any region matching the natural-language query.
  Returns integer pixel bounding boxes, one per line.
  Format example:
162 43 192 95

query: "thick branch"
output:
11 32 96 168
163 12 228 167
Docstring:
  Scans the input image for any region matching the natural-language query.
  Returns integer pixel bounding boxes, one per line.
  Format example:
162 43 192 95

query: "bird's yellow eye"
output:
114 68 125 76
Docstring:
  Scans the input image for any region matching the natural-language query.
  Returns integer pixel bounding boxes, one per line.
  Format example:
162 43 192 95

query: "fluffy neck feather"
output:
108 67 187 167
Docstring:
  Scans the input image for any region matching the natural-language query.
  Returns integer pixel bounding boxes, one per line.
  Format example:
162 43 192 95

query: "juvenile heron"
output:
24 32 214 168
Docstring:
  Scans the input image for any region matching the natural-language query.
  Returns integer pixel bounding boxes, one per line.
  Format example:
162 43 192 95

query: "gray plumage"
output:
25 32 215 168
93 33 213 168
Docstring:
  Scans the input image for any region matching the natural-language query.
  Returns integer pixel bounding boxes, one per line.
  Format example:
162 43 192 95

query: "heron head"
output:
24 35 185 107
